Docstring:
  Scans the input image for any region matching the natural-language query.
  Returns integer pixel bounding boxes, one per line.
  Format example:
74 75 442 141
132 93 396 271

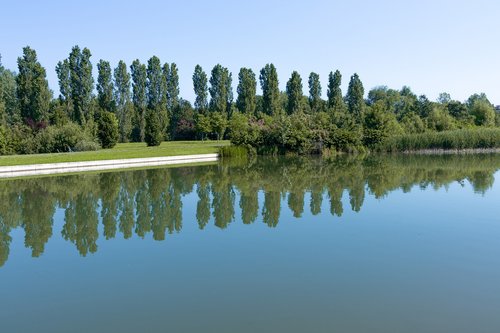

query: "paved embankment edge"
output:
0 153 219 178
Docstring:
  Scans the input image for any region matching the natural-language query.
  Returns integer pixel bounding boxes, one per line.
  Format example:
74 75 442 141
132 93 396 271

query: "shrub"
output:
145 109 162 146
36 123 98 153
0 125 11 155
97 111 119 148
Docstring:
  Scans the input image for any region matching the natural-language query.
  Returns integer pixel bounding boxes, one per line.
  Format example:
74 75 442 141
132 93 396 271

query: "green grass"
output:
0 140 229 166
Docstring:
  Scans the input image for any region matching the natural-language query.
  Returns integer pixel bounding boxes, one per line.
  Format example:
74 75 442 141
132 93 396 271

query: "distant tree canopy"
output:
0 46 499 156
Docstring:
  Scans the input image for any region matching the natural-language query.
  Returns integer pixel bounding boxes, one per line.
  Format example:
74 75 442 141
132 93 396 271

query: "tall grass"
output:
379 128 500 152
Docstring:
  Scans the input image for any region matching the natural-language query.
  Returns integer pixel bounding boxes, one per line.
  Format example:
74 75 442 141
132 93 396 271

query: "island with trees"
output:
1 46 499 157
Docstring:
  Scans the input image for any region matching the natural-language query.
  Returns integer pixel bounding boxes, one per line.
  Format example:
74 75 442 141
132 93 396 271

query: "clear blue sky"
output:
1 0 499 104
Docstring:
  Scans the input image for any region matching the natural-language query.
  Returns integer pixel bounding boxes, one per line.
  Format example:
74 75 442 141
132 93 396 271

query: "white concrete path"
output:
0 153 219 178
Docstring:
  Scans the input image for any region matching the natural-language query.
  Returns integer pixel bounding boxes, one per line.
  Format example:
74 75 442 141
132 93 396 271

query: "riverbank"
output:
0 140 229 166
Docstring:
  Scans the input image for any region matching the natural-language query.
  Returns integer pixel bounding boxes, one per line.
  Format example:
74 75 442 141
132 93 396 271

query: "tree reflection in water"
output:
0 154 499 266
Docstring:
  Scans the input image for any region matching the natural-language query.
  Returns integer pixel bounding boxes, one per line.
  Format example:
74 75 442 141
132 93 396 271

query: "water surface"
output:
1 155 500 333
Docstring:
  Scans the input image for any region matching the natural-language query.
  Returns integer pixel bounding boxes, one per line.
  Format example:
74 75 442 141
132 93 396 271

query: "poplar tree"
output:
68 46 94 125
97 60 114 112
286 71 303 115
147 56 168 137
192 65 208 113
55 59 72 117
0 67 19 125
327 70 344 111
16 46 51 123
0 56 5 124
114 60 132 142
236 68 256 115
162 63 170 110
346 73 365 121
308 72 322 112
130 59 147 141
166 63 179 111
259 64 280 116
209 64 231 115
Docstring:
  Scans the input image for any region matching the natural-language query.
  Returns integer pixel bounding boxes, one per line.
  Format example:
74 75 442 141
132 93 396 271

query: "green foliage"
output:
193 65 208 113
0 125 9 154
146 56 166 109
327 70 344 113
363 103 403 148
381 128 500 152
145 109 162 146
416 95 433 118
97 60 114 112
16 46 51 123
329 111 363 152
286 71 304 115
236 68 257 115
68 46 94 125
130 59 147 142
228 112 260 146
210 111 228 141
286 112 314 154
114 61 132 142
166 63 179 112
219 145 250 158
426 107 456 131
195 113 212 140
259 64 281 116
400 112 426 134
308 72 322 112
55 59 72 118
470 100 495 127
209 64 232 116
97 111 119 148
346 73 365 121
170 99 196 140
147 56 168 138
36 123 98 153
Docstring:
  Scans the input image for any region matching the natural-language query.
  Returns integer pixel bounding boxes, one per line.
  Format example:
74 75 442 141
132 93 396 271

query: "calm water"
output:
1 154 500 333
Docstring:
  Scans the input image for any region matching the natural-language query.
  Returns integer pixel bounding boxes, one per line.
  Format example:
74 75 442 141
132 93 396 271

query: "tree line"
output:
1 46 499 155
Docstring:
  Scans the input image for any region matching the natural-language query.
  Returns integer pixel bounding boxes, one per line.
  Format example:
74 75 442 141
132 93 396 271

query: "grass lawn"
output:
0 140 229 166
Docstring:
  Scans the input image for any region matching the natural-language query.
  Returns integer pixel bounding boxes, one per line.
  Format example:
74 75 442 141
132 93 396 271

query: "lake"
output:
1 154 500 333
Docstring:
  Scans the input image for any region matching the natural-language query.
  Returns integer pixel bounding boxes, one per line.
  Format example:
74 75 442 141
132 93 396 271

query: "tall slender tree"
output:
327 70 344 112
209 64 232 116
55 59 72 117
130 59 147 141
166 63 179 111
0 55 6 124
97 60 114 112
259 64 280 116
236 68 257 115
68 46 94 125
286 71 303 115
308 72 322 112
16 46 51 123
114 61 132 142
193 65 208 113
346 73 365 121
147 56 168 137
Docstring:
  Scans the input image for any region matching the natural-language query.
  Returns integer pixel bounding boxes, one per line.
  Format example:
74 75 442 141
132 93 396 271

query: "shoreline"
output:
0 153 219 179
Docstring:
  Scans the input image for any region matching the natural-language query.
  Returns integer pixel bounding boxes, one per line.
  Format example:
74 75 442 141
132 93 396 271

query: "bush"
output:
36 123 98 153
145 109 162 146
0 125 11 155
97 111 119 148
74 140 100 152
